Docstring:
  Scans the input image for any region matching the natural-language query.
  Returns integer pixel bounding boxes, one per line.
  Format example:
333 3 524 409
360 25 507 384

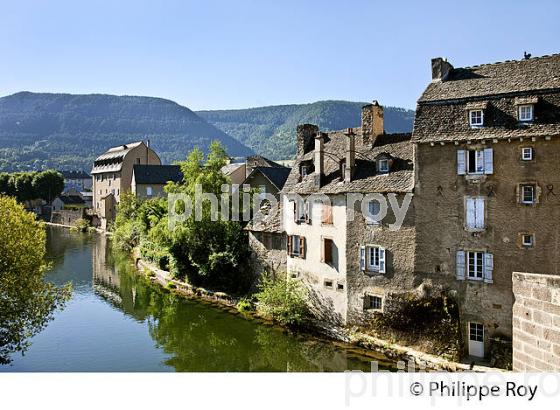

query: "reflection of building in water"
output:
92 234 123 306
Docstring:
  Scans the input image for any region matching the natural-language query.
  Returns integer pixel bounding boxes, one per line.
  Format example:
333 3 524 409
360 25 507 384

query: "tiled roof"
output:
420 54 560 102
247 166 291 190
282 129 414 195
132 165 183 185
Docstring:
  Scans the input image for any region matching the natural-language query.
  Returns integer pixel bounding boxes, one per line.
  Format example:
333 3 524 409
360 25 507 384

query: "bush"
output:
255 277 311 327
112 219 142 252
236 298 255 313
74 218 90 232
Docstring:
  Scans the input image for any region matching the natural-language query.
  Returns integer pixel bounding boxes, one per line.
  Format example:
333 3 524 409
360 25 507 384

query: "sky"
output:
1 0 559 111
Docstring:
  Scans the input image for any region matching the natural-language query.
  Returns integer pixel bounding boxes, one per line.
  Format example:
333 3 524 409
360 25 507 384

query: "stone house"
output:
221 155 287 185
281 102 416 325
91 141 161 229
60 170 92 192
52 194 86 211
243 166 291 200
413 54 560 358
131 164 183 200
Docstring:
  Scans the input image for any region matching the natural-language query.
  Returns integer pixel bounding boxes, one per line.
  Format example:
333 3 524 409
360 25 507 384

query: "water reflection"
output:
3 227 394 372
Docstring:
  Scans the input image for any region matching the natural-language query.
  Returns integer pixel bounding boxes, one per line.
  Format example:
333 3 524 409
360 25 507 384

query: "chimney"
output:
431 57 453 81
345 128 355 182
314 132 326 188
361 101 384 145
297 124 319 156
146 139 150 148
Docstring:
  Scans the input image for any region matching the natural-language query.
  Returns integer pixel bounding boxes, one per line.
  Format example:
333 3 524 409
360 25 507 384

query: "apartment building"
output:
413 54 560 358
92 141 160 229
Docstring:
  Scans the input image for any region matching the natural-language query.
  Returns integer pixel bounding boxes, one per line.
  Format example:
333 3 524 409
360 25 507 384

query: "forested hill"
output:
197 100 415 160
0 92 253 172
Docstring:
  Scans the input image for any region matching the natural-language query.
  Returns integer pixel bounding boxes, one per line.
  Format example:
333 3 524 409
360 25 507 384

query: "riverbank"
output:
134 252 502 372
44 221 110 235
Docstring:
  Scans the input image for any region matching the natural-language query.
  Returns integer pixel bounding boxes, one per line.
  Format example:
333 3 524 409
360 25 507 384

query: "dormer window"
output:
469 110 484 127
300 165 309 177
518 105 534 122
378 159 389 173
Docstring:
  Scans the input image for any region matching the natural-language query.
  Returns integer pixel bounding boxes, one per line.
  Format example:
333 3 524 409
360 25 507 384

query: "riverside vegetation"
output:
112 141 312 327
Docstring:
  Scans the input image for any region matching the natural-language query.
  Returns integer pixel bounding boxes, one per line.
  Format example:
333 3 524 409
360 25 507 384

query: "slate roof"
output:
282 130 414 195
132 165 183 185
245 203 283 233
246 155 285 168
247 166 291 190
61 170 90 179
92 141 145 174
420 54 560 102
58 195 86 205
221 162 245 175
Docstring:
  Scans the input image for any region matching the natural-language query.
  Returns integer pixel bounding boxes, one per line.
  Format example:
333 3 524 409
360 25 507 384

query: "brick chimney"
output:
361 101 384 145
345 128 355 182
297 124 319 156
314 132 326 188
431 57 453 81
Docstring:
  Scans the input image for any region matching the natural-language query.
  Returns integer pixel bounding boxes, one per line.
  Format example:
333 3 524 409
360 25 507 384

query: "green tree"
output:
32 170 64 203
0 196 71 364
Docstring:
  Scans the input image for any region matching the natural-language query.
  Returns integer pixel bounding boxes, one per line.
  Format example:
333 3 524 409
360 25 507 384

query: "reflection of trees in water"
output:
101 251 376 371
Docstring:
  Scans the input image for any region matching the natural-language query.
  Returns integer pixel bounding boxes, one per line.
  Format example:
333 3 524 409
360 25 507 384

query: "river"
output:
1 226 395 372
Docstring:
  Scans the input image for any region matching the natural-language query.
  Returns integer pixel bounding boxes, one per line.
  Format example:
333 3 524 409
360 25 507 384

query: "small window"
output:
367 200 381 225
340 159 346 180
146 186 153 196
465 197 485 230
301 165 309 177
365 295 382 310
467 251 484 280
292 235 301 256
287 235 305 258
337 283 344 291
378 159 389 173
322 238 334 264
469 110 484 127
522 147 533 161
321 203 333 225
522 234 534 247
469 322 484 343
136 158 141 164
518 105 534 122
258 185 266 199
467 149 485 174
520 184 535 204
324 280 333 289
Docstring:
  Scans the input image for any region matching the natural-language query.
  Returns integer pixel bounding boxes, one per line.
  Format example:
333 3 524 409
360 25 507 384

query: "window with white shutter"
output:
483 148 493 174
359 246 366 271
456 250 465 280
362 245 386 274
465 197 485 230
457 150 466 175
461 148 493 175
484 253 494 283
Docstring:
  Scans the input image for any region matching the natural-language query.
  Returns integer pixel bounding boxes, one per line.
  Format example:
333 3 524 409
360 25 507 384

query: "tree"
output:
0 196 71 364
32 170 64 203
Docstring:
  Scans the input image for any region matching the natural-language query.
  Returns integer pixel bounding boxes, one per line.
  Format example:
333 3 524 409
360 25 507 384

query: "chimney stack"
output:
361 101 384 146
297 124 319 156
345 128 356 182
431 57 453 81
314 132 326 188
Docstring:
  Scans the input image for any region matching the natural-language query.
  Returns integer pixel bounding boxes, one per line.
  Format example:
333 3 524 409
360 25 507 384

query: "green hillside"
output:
0 92 253 172
197 100 415 159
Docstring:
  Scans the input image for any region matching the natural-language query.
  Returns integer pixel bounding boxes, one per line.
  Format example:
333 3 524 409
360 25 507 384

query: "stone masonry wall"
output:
512 272 560 371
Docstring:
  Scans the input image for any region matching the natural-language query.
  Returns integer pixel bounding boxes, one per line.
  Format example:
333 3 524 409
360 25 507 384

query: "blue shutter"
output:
484 148 494 174
484 253 494 283
379 247 386 274
359 246 366 271
456 250 466 280
457 150 466 175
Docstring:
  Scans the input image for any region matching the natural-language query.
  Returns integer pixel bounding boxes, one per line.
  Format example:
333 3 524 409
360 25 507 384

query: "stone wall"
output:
512 272 560 371
51 208 86 226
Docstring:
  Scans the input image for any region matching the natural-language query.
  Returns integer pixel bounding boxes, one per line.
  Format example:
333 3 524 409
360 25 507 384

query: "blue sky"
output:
1 0 559 110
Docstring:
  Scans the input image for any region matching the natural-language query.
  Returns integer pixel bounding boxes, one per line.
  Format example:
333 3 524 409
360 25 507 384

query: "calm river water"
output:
1 226 394 372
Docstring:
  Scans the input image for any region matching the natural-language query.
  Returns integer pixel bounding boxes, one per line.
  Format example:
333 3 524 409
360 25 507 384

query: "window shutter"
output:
359 246 366 271
287 235 292 256
291 201 297 222
466 198 475 229
320 238 325 263
457 150 466 175
484 253 494 283
456 250 466 280
476 198 485 229
305 201 312 224
300 236 306 259
324 239 332 264
379 247 386 274
484 148 494 174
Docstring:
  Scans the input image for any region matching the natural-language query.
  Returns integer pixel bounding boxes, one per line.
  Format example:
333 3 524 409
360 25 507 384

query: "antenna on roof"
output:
524 51 532 60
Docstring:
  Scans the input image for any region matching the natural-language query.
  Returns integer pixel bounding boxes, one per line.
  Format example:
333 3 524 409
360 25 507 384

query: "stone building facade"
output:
281 103 416 325
512 272 560 371
91 141 160 229
413 54 560 358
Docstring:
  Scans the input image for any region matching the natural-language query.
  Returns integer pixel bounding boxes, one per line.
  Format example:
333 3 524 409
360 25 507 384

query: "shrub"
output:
236 298 255 313
255 277 311 327
74 218 90 232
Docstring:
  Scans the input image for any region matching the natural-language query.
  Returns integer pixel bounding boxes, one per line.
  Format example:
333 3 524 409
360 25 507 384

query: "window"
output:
292 200 306 222
378 159 389 173
520 184 535 204
360 245 386 274
465 197 485 230
340 159 346 180
300 165 309 177
522 234 534 247
469 322 484 343
337 283 344 291
322 238 334 264
258 185 266 200
456 250 493 283
324 280 333 289
136 158 141 164
518 105 534 122
321 203 333 225
367 200 381 225
467 251 484 280
146 186 153 196
365 295 382 310
287 235 305 258
522 147 533 161
469 110 484 127
457 149 493 175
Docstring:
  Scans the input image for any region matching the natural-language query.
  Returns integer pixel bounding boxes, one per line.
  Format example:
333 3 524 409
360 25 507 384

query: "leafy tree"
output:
13 173 35 202
0 196 71 364
32 170 64 202
255 277 312 327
